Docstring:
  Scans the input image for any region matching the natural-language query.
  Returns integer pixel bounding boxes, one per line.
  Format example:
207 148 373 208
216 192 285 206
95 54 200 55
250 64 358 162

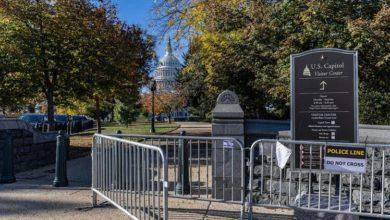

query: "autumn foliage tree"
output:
141 91 185 123
0 0 88 129
154 0 389 124
0 0 155 132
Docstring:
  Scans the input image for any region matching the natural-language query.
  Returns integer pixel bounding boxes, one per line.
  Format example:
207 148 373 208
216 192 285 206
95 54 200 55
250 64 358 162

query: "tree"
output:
154 0 389 124
141 91 185 123
0 0 155 132
177 42 214 120
157 92 184 123
74 1 155 133
0 14 35 114
84 100 113 123
0 0 96 129
113 99 140 126
347 6 390 124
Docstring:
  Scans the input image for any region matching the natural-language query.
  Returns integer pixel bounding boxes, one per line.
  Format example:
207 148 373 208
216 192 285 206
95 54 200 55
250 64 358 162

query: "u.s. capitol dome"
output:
154 38 182 92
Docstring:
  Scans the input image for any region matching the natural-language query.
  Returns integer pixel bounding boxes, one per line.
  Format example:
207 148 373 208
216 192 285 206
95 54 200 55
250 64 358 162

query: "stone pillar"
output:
211 90 244 201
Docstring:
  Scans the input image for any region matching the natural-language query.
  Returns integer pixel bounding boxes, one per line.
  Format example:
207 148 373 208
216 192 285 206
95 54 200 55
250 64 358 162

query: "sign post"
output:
290 48 359 170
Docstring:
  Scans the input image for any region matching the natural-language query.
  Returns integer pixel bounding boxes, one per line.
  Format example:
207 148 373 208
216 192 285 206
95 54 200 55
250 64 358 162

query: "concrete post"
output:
53 131 69 187
0 130 16 184
211 90 244 201
175 131 190 195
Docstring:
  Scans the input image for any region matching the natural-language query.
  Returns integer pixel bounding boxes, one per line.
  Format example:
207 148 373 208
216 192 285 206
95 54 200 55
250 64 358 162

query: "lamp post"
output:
150 80 156 133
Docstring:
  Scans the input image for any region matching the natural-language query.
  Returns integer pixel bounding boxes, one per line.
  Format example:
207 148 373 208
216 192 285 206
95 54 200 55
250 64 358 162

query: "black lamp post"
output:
150 80 156 133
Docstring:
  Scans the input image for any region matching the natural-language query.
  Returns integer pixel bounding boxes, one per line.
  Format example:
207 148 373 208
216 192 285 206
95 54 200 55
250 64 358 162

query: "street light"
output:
150 80 156 133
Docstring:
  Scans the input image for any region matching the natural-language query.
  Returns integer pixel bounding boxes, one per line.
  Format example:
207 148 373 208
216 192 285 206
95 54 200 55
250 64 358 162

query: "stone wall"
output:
0 129 57 173
0 119 57 143
250 144 390 215
278 124 390 144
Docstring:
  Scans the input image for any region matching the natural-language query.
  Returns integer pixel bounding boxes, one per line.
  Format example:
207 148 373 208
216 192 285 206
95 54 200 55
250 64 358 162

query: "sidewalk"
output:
0 123 296 220
0 156 127 220
169 122 211 136
0 155 295 220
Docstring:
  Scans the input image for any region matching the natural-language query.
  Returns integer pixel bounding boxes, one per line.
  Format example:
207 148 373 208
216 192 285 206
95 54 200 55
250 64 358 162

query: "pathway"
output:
169 122 211 136
0 156 127 220
0 122 296 219
0 155 293 220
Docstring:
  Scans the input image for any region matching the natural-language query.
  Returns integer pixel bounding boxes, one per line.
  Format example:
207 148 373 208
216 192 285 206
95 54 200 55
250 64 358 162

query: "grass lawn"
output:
70 121 180 148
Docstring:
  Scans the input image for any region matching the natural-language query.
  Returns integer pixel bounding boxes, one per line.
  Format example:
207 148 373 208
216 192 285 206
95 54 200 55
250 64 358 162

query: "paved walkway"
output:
0 156 127 220
0 123 295 219
0 155 294 220
169 122 211 136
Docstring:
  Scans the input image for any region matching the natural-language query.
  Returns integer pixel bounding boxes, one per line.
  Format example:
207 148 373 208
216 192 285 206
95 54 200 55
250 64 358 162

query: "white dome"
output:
158 54 181 69
154 38 182 92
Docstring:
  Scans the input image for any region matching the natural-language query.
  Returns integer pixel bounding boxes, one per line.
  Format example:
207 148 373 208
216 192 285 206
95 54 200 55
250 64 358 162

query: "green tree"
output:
84 100 113 122
0 0 95 129
178 42 214 120
0 14 33 113
114 99 139 126
74 1 155 132
155 0 389 124
0 0 155 132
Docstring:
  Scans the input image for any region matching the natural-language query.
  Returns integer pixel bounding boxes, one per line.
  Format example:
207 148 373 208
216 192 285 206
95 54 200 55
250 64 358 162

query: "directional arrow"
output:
320 81 327 90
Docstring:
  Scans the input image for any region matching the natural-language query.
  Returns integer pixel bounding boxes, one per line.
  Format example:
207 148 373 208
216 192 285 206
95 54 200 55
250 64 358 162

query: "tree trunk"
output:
168 113 171 124
95 96 102 134
46 86 55 132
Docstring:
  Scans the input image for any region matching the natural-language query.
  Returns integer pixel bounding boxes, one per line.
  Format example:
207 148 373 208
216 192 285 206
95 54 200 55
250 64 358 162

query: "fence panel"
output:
111 133 246 219
92 134 168 220
248 139 390 219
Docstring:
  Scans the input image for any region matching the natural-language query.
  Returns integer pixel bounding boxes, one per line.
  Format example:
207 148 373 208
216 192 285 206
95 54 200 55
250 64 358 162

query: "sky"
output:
111 0 182 62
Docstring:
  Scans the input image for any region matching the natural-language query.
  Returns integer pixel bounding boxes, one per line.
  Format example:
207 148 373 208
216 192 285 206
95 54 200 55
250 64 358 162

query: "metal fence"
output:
91 133 390 219
92 133 246 219
91 134 168 220
248 139 390 219
110 133 246 218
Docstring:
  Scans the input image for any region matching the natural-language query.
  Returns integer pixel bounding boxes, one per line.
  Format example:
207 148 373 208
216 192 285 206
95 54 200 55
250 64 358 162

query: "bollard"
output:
66 115 71 135
175 131 190 195
0 130 16 184
53 131 69 187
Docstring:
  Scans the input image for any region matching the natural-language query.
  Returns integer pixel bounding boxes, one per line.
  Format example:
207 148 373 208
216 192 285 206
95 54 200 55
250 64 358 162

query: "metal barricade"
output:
91 134 168 220
110 133 246 219
248 139 390 219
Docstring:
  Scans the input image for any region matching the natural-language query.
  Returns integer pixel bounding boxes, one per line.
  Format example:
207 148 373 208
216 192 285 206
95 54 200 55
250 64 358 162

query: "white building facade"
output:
153 39 189 121
154 38 182 92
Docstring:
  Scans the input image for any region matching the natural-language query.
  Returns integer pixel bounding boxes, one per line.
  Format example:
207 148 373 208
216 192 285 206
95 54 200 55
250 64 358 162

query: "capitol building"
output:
154 38 182 92
153 39 189 121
